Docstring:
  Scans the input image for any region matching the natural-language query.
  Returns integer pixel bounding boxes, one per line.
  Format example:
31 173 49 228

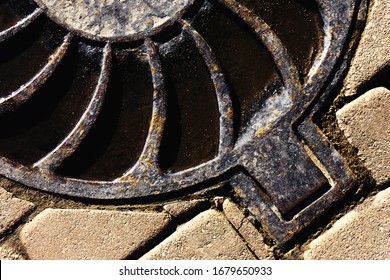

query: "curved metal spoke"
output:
180 19 234 155
216 0 301 94
0 8 43 43
0 33 73 115
34 43 112 172
118 37 167 180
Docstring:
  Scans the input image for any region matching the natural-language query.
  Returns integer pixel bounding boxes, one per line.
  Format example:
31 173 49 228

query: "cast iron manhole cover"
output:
0 0 366 243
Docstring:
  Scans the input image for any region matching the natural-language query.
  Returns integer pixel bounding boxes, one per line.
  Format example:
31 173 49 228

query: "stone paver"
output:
0 247 25 260
163 199 209 219
344 0 390 96
337 87 390 185
222 199 273 259
0 188 35 236
20 209 171 260
141 210 256 260
304 187 390 260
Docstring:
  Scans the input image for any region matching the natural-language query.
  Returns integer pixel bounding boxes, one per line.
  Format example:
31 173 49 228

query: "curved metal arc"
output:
215 0 301 95
117 37 167 181
34 43 112 172
0 155 228 199
180 19 235 155
0 33 73 115
0 8 43 43
303 0 357 96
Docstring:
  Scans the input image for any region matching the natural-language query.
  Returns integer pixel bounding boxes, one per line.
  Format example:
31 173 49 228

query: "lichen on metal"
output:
0 0 367 244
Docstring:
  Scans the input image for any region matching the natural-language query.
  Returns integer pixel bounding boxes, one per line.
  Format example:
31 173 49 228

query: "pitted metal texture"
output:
0 0 367 243
33 0 195 41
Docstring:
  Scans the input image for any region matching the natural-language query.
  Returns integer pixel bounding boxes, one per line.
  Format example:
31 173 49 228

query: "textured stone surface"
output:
344 0 390 96
35 0 193 40
304 187 390 260
141 210 256 260
222 199 273 259
0 247 25 260
0 188 34 236
163 199 208 219
337 87 390 185
20 209 171 260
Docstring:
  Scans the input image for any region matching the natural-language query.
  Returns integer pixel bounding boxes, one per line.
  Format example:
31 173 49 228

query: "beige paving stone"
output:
337 87 390 185
0 247 25 260
20 209 171 260
163 199 208 219
304 187 390 260
343 0 390 96
141 209 256 260
222 199 273 259
0 188 35 236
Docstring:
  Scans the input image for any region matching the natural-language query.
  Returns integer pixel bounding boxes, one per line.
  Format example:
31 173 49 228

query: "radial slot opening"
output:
0 0 37 31
0 40 99 165
158 37 220 172
0 17 66 98
57 47 153 180
237 0 322 77
192 0 279 134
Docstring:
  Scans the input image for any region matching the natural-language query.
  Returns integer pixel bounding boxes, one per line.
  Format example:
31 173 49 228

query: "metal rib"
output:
0 8 43 43
34 43 112 172
180 19 234 155
0 33 73 115
216 0 301 94
118 38 167 180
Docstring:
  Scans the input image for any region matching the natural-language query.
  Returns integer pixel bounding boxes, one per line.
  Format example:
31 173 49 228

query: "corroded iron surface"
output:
0 0 367 243
34 0 195 41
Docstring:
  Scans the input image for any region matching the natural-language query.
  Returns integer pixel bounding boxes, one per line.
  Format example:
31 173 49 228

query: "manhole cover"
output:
0 0 366 243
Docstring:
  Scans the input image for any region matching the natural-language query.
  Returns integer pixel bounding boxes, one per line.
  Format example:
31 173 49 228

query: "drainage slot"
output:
57 48 153 180
193 0 278 133
0 0 37 31
0 17 65 97
238 0 322 77
0 37 94 165
158 37 219 172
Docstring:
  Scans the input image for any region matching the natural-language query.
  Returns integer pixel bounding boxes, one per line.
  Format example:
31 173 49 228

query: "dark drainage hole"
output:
237 0 322 77
0 16 64 97
0 0 37 31
193 0 279 133
158 36 220 172
0 20 77 166
57 47 153 180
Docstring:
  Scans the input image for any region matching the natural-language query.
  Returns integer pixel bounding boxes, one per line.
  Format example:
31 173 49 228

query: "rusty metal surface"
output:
0 0 367 243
